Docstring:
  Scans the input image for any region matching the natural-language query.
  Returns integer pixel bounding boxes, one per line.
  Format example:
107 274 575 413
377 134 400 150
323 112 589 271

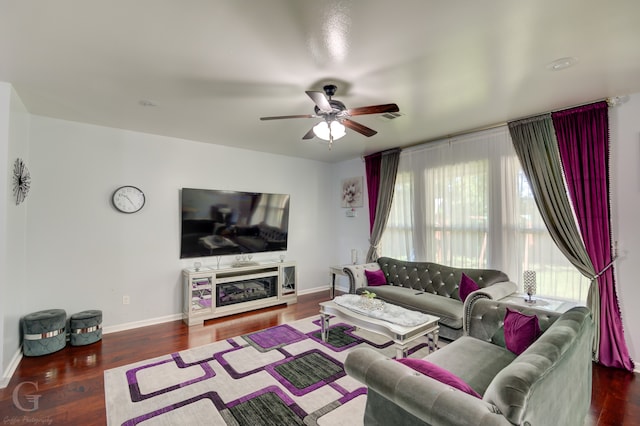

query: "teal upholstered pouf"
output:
70 310 102 346
23 309 67 356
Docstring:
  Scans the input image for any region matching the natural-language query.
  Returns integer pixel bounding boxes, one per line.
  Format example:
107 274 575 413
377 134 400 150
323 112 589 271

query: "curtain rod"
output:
397 95 628 152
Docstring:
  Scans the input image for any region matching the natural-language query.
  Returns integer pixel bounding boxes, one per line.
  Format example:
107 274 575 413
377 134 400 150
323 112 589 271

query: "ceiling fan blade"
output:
260 114 314 121
346 103 399 116
302 128 315 140
343 119 377 137
305 91 333 113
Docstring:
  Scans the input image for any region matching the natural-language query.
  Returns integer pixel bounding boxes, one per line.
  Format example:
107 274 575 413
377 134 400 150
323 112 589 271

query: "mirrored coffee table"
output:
319 299 440 358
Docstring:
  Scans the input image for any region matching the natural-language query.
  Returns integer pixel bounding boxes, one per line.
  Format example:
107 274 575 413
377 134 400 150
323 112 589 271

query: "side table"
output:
329 264 354 297
500 293 578 313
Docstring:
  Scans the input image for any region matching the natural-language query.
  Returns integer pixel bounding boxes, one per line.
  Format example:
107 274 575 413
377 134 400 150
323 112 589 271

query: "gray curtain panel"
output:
508 114 600 359
367 149 400 262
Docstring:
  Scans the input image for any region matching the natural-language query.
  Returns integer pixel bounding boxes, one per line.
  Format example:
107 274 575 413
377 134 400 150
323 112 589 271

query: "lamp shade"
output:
313 121 346 141
523 270 537 295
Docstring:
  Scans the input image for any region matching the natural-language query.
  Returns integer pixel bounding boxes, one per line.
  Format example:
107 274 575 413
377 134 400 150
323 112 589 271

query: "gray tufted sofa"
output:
345 299 593 426
343 257 517 340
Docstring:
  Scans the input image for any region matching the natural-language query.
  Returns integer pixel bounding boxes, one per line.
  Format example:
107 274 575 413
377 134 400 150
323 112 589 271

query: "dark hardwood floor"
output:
0 290 637 425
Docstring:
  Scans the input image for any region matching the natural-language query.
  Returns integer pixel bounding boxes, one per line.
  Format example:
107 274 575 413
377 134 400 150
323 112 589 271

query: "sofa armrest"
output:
477 280 517 300
464 297 563 341
345 347 511 426
342 263 380 294
463 281 517 334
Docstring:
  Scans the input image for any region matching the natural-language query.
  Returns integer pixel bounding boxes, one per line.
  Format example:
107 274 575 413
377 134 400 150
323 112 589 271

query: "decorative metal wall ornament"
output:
12 158 31 205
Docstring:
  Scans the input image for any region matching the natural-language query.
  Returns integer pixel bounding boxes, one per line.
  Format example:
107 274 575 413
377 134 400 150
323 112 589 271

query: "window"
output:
251 194 289 228
380 127 589 302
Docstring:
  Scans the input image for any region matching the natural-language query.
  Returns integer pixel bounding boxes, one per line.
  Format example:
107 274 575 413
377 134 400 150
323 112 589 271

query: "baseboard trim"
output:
298 284 348 296
0 346 23 389
103 313 182 335
103 285 339 334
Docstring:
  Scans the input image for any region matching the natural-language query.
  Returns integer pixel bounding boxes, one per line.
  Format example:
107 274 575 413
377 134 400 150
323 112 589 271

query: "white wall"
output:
0 83 8 384
330 157 372 291
611 92 640 365
1 84 30 385
25 115 334 329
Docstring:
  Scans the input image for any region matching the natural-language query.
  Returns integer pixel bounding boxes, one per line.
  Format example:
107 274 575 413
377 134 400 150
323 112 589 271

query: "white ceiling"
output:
2 0 640 163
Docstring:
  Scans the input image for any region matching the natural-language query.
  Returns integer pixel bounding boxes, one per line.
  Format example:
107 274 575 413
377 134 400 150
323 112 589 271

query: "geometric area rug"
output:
104 315 434 425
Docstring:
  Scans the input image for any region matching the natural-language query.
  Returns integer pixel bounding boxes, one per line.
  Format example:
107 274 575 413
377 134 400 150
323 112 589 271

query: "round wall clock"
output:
13 158 31 205
112 185 145 213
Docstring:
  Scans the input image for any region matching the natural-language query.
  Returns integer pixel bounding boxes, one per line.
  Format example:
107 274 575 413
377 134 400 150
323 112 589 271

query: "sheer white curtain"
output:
381 126 589 302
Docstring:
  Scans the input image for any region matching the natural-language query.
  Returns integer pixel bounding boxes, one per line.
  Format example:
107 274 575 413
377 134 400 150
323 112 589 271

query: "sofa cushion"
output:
504 308 541 355
459 273 479 302
491 326 506 347
361 285 464 330
425 335 516 396
396 358 481 398
365 269 387 286
377 256 509 301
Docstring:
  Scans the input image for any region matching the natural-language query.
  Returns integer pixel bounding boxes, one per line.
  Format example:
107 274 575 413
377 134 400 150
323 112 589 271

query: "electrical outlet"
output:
122 295 130 305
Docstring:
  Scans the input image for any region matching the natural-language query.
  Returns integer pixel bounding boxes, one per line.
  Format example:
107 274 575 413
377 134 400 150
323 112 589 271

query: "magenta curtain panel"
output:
552 102 634 371
364 152 382 234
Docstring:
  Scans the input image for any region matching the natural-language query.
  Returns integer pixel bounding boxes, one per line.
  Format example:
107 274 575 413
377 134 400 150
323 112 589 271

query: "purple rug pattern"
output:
105 317 431 425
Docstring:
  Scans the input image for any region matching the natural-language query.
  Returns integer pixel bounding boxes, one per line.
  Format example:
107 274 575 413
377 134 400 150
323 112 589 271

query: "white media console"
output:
182 261 297 326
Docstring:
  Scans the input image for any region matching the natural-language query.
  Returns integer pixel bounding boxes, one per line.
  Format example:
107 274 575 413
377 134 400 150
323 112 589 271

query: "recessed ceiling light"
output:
546 57 578 71
139 99 157 107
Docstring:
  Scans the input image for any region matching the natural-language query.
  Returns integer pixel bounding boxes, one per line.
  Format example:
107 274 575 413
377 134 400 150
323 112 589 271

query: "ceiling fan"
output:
260 84 399 149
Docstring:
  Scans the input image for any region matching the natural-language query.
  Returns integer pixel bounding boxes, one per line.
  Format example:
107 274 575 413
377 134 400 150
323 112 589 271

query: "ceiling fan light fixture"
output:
313 120 346 141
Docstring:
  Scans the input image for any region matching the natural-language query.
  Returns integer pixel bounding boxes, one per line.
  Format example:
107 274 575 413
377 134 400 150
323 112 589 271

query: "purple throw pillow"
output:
396 358 481 398
504 308 541 355
364 269 387 286
458 273 479 302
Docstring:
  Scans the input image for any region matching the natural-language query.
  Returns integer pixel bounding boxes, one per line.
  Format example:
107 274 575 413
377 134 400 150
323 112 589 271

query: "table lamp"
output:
523 270 537 303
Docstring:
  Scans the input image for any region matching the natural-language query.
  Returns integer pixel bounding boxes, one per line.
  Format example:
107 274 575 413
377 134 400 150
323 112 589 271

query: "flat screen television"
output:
180 188 290 259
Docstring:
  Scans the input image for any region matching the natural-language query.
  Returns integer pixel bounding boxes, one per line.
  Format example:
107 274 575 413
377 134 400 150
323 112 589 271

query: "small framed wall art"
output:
341 176 363 208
